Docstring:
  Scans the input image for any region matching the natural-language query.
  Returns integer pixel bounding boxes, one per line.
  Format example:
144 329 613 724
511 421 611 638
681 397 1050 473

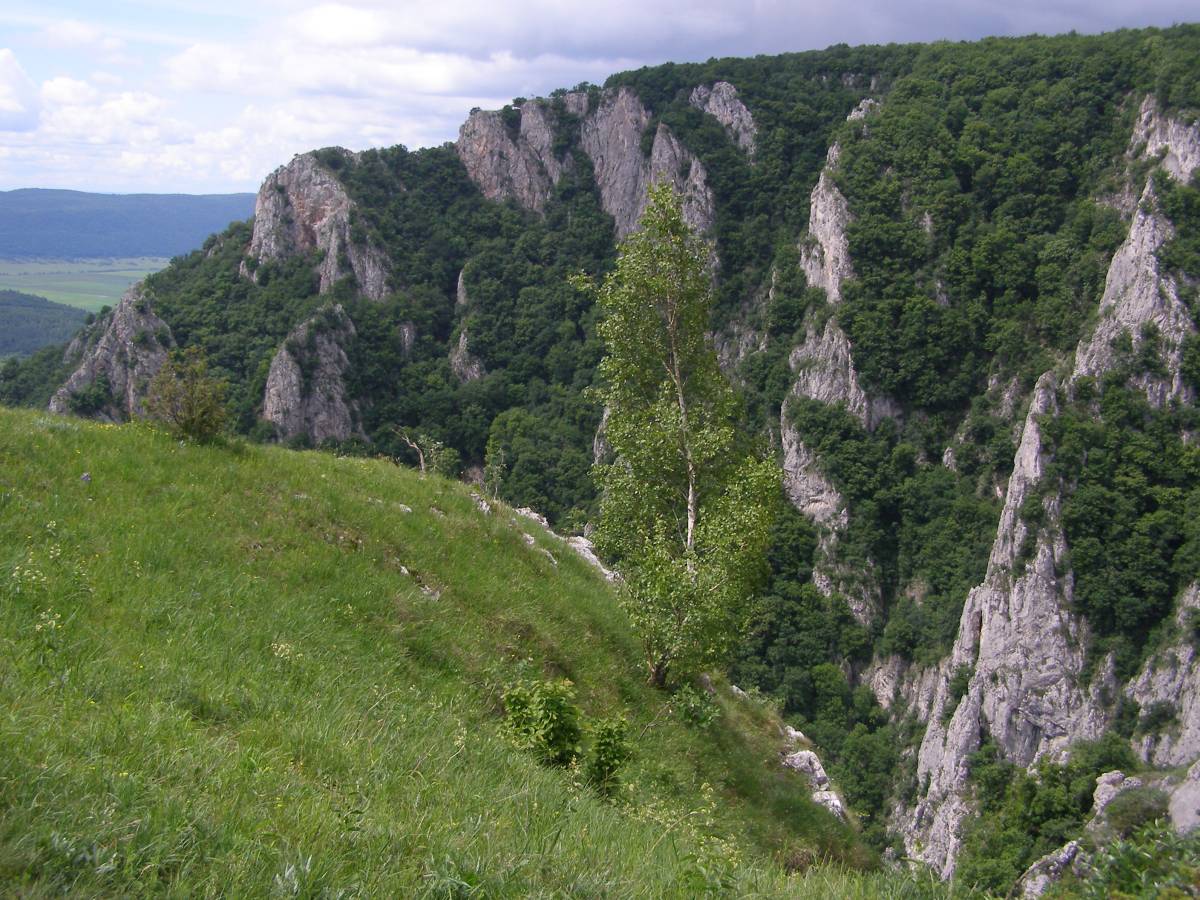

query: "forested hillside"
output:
0 289 86 357
4 24 1200 895
0 189 254 259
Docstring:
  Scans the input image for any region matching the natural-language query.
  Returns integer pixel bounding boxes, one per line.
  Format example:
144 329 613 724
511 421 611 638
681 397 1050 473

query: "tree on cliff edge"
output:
575 184 777 688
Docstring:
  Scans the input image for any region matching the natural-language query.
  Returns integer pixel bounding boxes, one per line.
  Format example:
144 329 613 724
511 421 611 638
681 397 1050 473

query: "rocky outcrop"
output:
690 82 757 157
778 99 895 624
1073 100 1199 407
1170 759 1200 833
788 319 898 430
456 102 569 213
457 87 714 239
448 327 485 383
1016 841 1084 898
897 98 1200 876
243 150 390 301
580 87 715 238
49 283 172 421
799 171 853 304
903 374 1110 876
1072 181 1196 406
1131 95 1200 184
261 304 362 444
781 742 847 819
1126 584 1200 767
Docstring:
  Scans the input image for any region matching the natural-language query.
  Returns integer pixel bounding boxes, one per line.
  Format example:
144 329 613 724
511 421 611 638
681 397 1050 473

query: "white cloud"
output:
0 49 39 131
41 76 99 106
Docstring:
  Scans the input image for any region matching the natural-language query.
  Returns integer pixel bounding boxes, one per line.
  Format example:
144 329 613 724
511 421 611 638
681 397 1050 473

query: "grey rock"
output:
1170 759 1200 833
782 749 830 788
799 171 853 304
1126 584 1200 767
49 283 172 421
565 535 619 582
456 101 569 213
904 374 1109 876
244 150 390 301
689 82 757 156
1073 181 1196 407
1016 841 1082 898
1092 770 1144 819
261 304 362 445
581 87 715 238
1131 95 1200 184
448 328 485 383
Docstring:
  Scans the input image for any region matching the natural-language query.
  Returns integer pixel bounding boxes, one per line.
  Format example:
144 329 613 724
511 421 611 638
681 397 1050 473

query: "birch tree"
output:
578 184 777 687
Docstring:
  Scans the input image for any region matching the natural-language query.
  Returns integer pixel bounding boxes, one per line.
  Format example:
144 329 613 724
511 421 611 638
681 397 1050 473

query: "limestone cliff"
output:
779 97 896 624
243 150 390 301
458 86 714 239
689 82 757 157
1073 127 1198 406
456 101 569 213
898 97 1200 873
580 87 715 238
261 304 362 444
49 283 173 421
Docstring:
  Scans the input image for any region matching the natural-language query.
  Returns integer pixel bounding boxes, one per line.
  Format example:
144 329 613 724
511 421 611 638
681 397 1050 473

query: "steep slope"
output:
0 405 887 896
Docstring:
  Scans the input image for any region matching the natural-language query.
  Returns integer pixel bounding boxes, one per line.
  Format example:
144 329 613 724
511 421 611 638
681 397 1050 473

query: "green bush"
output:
674 683 719 729
1102 787 1168 837
1066 820 1200 898
585 716 632 797
502 678 583 767
144 347 228 442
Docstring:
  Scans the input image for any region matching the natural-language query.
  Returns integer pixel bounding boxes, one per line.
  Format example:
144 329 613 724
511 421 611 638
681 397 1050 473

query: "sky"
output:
0 1 1194 194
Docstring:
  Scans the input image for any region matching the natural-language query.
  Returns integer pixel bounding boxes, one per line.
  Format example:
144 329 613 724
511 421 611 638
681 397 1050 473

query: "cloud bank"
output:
0 0 1194 192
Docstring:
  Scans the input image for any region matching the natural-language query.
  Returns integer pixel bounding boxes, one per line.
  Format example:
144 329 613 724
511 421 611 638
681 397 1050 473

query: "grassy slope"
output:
0 407 954 897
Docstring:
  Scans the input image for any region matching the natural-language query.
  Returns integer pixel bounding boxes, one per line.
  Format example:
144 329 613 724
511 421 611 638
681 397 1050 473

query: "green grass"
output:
0 258 169 312
0 406 957 897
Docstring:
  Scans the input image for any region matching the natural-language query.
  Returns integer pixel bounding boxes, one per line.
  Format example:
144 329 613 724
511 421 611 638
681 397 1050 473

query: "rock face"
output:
582 87 715 238
244 150 390 301
779 98 895 624
1126 584 1200 767
898 97 1200 875
448 328 486 383
458 87 714 239
903 374 1110 875
261 304 362 444
800 171 854 304
1016 841 1083 899
689 82 757 157
49 283 173 421
1073 100 1199 407
456 102 569 213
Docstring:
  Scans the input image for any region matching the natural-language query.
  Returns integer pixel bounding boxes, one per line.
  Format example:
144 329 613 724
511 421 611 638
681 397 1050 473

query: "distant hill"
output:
0 289 87 356
0 188 256 259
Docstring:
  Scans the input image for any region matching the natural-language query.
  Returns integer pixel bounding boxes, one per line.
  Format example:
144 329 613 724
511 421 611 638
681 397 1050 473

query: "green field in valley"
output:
0 258 170 312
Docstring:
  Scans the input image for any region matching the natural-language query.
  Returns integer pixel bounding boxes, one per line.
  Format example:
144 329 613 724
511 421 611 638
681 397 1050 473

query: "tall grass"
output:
0 408 953 896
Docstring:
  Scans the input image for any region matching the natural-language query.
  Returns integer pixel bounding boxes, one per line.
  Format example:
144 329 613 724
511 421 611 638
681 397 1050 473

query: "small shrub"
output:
674 683 719 728
1102 787 1168 837
502 678 582 767
585 716 632 797
1137 700 1178 736
144 347 228 442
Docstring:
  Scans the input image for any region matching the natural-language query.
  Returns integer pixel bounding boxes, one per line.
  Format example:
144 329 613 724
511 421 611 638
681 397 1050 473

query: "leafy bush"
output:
501 678 582 767
145 347 228 442
1101 787 1168 837
1064 819 1200 898
585 716 632 797
673 683 719 729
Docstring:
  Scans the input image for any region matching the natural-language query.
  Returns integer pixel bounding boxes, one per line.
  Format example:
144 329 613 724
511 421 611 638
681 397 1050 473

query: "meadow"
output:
0 406 960 897
0 258 169 312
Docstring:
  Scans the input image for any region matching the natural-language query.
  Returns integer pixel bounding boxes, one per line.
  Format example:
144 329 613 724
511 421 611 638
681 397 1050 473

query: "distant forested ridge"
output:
0 189 255 258
0 289 87 357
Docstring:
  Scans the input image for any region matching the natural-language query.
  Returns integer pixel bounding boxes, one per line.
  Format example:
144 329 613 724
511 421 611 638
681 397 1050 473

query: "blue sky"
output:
0 1 1195 194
